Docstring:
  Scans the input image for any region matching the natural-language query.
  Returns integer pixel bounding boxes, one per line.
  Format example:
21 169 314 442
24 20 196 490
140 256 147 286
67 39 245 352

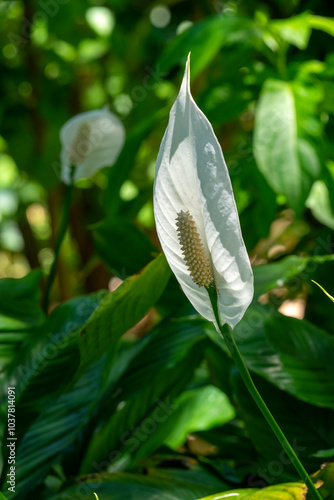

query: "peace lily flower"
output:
153 54 253 329
60 108 125 184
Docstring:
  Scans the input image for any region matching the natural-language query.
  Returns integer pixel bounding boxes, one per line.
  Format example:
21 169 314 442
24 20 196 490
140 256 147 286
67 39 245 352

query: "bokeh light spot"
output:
149 6 171 28
86 7 115 37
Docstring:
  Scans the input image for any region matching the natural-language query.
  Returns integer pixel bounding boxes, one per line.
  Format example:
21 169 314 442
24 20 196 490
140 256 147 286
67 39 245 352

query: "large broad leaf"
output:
49 468 229 500
1 292 105 437
158 16 259 79
164 385 235 449
78 253 171 373
206 303 334 409
196 482 307 499
253 79 320 213
92 217 157 278
0 256 171 497
230 370 334 474
80 319 207 472
0 292 106 492
253 255 308 298
269 12 312 49
253 254 334 299
3 361 106 500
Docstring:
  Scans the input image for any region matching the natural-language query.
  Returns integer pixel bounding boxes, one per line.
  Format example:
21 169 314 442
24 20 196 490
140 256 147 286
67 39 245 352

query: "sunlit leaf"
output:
196 481 307 499
254 79 320 213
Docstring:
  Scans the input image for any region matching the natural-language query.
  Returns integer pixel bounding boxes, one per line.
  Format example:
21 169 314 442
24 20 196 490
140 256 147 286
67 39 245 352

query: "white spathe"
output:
153 54 253 329
60 108 125 184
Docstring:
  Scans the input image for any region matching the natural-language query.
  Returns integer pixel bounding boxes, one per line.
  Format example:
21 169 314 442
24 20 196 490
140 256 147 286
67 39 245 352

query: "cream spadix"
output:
153 54 253 329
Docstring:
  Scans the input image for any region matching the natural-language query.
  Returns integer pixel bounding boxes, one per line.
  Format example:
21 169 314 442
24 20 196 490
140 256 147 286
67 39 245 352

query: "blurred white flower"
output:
60 108 125 184
153 54 253 329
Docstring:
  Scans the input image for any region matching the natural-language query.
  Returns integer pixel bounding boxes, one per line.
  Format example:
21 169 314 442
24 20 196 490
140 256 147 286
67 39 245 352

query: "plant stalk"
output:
206 286 322 500
43 184 73 313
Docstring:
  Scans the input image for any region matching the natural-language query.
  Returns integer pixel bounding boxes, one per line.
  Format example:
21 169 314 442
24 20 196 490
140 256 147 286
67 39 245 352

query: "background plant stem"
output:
43 184 73 313
206 286 323 500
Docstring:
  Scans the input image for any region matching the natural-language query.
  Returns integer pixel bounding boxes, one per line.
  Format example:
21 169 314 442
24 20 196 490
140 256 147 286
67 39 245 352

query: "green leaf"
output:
165 385 235 449
254 79 320 213
253 255 309 298
196 482 307 499
0 269 44 328
158 16 258 79
49 468 228 500
80 319 206 472
0 292 106 486
92 217 157 278
4 361 106 498
308 15 334 37
230 370 334 473
306 180 334 230
206 303 334 408
270 12 312 49
0 492 9 500
78 253 171 373
253 254 334 299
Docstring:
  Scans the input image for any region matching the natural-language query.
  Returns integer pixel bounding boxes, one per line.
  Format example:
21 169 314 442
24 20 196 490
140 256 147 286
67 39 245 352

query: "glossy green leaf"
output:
306 180 334 230
164 385 235 449
254 79 320 213
78 253 171 373
253 255 308 298
253 253 334 299
80 319 206 472
0 292 106 486
230 370 334 473
197 482 307 499
4 361 106 499
206 303 334 408
270 12 312 49
50 468 228 500
309 15 334 37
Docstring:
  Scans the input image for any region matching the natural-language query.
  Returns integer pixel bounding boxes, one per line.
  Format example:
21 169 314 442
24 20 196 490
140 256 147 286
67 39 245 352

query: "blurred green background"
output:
1 0 333 303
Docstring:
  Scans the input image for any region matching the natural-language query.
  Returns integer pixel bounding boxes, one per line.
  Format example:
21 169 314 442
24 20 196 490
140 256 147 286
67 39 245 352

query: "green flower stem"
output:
206 286 322 500
43 184 73 313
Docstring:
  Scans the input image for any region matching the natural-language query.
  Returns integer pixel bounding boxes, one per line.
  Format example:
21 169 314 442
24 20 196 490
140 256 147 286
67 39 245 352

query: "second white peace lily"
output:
153 54 253 329
60 108 125 185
